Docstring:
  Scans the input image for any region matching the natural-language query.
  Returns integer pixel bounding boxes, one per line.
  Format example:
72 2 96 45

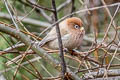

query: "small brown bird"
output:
39 17 85 50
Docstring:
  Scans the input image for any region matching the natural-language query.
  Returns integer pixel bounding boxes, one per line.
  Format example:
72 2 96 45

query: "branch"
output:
0 12 51 27
51 0 66 79
70 0 75 17
3 0 19 31
0 23 80 80
26 0 54 12
89 76 120 80
19 0 52 23
39 3 120 36
101 0 117 27
57 0 72 12
0 23 59 67
0 56 41 73
84 69 120 79
39 9 52 23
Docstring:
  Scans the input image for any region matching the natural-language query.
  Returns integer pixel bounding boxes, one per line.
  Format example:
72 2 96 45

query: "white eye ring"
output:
74 25 80 29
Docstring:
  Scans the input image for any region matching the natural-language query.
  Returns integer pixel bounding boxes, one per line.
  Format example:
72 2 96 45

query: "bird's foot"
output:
69 49 77 56
64 49 78 56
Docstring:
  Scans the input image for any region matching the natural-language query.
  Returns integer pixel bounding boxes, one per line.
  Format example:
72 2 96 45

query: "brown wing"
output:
39 27 57 47
39 20 68 47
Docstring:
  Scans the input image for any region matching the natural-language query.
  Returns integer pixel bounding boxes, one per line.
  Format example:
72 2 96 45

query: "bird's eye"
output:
74 25 80 29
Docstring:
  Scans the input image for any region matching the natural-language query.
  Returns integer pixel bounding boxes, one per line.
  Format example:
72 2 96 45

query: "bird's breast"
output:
65 32 84 50
46 32 84 50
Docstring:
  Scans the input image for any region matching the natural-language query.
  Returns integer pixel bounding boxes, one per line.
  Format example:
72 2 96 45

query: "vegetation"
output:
0 0 120 80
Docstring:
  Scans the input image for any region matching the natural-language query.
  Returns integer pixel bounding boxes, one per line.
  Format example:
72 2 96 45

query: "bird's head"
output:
66 17 84 33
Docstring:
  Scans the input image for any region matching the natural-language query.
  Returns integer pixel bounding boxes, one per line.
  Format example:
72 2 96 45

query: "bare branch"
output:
3 0 19 31
0 12 51 27
57 0 72 12
26 0 54 12
0 23 59 67
0 23 80 80
84 69 120 80
51 0 66 79
39 2 120 36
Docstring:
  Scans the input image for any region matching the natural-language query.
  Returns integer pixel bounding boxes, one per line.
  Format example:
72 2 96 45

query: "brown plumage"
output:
39 17 85 50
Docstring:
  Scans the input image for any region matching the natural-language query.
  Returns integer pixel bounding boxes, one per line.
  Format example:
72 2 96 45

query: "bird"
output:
39 17 85 51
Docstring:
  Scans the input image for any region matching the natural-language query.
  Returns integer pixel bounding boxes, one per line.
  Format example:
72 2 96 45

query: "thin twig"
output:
101 0 116 28
57 0 72 12
1 55 40 78
70 0 75 17
51 0 66 79
20 0 52 23
0 12 51 27
38 2 120 37
26 0 54 12
3 0 19 31
0 57 41 74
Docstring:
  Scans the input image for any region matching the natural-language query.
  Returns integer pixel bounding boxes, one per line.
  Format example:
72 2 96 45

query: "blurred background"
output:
0 0 120 80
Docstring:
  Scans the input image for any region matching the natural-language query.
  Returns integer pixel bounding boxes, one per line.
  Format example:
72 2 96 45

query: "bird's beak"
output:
80 27 84 31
